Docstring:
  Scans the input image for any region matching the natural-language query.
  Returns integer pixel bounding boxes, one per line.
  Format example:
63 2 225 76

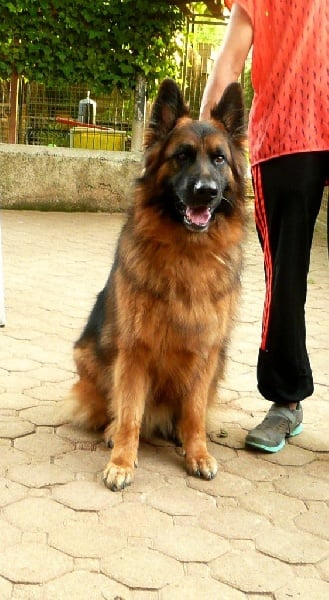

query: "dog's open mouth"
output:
184 205 212 231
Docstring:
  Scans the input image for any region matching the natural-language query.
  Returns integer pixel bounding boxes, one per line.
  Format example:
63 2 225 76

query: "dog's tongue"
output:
186 206 211 226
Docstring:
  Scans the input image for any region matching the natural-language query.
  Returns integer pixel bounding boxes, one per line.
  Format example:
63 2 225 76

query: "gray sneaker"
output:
245 402 303 453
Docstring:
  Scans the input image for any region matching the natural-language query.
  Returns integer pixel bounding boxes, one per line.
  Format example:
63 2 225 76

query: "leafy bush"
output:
0 1 184 93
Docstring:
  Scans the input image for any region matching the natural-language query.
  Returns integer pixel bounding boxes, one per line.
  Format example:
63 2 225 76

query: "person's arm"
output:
199 3 253 120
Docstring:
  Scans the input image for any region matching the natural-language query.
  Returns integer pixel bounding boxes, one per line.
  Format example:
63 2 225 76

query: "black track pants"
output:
252 152 329 404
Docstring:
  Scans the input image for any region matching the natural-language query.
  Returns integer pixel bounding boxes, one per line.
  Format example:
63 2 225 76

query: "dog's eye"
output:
175 152 188 162
213 155 225 166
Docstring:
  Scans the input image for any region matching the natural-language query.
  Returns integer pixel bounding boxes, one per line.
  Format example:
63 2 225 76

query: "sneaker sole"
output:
245 423 303 453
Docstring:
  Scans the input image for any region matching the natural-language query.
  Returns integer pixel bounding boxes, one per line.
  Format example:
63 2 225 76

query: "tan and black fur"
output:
66 79 247 491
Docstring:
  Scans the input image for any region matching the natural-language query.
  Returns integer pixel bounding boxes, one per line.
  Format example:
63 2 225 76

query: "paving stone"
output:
29 487 52 498
11 585 43 600
318 556 329 581
7 462 74 488
304 459 329 482
199 506 271 540
0 438 11 447
224 454 286 481
208 405 256 430
275 578 329 599
160 575 245 600
101 547 183 589
231 395 267 413
153 525 230 562
28 382 75 402
146 484 215 516
43 571 131 600
1 357 41 371
0 416 35 438
20 342 60 360
3 496 83 532
1 210 328 597
239 490 306 524
14 432 74 458
28 365 73 382
48 520 126 558
260 444 315 466
0 476 27 506
0 543 73 583
223 366 256 395
206 440 237 463
138 443 189 477
0 518 22 547
123 466 167 494
256 526 329 564
246 596 272 600
73 558 99 571
56 423 103 444
294 565 321 581
208 424 246 449
294 503 329 539
52 479 122 510
274 474 329 501
22 532 48 544
0 577 12 600
131 592 157 600
187 469 254 498
0 392 39 410
1 371 40 393
292 429 329 452
210 549 293 593
20 403 64 426
100 502 173 538
184 562 211 578
0 446 31 473
54 448 110 474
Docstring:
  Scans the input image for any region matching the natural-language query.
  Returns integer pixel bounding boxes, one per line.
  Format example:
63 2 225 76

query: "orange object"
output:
56 117 111 131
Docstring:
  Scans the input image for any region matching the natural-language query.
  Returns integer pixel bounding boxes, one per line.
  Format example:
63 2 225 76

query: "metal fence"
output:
0 18 229 150
0 80 135 150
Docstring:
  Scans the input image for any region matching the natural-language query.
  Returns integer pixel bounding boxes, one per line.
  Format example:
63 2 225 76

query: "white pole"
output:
0 217 5 327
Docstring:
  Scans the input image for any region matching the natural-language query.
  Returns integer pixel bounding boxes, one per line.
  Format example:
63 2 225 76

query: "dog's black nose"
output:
193 180 218 200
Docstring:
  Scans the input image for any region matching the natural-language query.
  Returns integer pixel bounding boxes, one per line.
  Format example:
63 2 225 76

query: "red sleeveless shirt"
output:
237 0 329 165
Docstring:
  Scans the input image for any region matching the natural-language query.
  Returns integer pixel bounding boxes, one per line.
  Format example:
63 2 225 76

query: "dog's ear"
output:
144 79 189 148
210 82 245 138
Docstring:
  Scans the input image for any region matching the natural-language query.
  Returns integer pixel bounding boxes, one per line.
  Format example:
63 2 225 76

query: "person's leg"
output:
246 152 328 452
327 187 329 257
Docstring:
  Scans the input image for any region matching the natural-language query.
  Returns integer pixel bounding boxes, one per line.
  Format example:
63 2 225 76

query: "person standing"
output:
200 1 329 452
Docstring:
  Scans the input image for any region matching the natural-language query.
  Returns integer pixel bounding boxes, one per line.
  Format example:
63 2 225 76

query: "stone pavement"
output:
0 209 328 600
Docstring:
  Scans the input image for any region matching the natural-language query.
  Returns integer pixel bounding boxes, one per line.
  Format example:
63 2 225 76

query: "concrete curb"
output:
0 144 142 212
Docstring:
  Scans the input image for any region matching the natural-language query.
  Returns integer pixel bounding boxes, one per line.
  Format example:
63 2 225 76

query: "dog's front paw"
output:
185 452 218 480
103 461 134 491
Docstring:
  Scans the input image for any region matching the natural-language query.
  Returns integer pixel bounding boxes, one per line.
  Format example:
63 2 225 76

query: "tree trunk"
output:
131 74 146 152
8 71 19 144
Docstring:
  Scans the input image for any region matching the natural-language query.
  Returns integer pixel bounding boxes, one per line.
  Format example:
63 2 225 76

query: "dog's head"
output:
141 78 246 233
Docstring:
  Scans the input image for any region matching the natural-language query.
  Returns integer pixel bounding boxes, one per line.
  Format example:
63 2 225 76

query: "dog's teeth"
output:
186 206 211 226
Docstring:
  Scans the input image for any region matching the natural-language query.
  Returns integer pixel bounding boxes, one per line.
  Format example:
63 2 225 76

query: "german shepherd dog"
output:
66 79 247 491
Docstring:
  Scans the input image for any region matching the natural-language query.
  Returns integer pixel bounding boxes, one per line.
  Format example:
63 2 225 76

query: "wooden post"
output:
131 74 146 152
8 70 19 144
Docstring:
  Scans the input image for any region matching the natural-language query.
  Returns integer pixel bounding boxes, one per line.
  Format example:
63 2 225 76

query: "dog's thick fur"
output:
66 79 247 491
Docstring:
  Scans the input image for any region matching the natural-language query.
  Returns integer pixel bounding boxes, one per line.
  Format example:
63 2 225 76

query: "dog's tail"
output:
58 379 109 431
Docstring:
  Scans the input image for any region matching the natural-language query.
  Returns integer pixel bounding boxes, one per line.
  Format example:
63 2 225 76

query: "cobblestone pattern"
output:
0 210 328 599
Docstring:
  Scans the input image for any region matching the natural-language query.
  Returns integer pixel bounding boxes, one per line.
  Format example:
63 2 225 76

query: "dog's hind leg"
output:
61 379 109 431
